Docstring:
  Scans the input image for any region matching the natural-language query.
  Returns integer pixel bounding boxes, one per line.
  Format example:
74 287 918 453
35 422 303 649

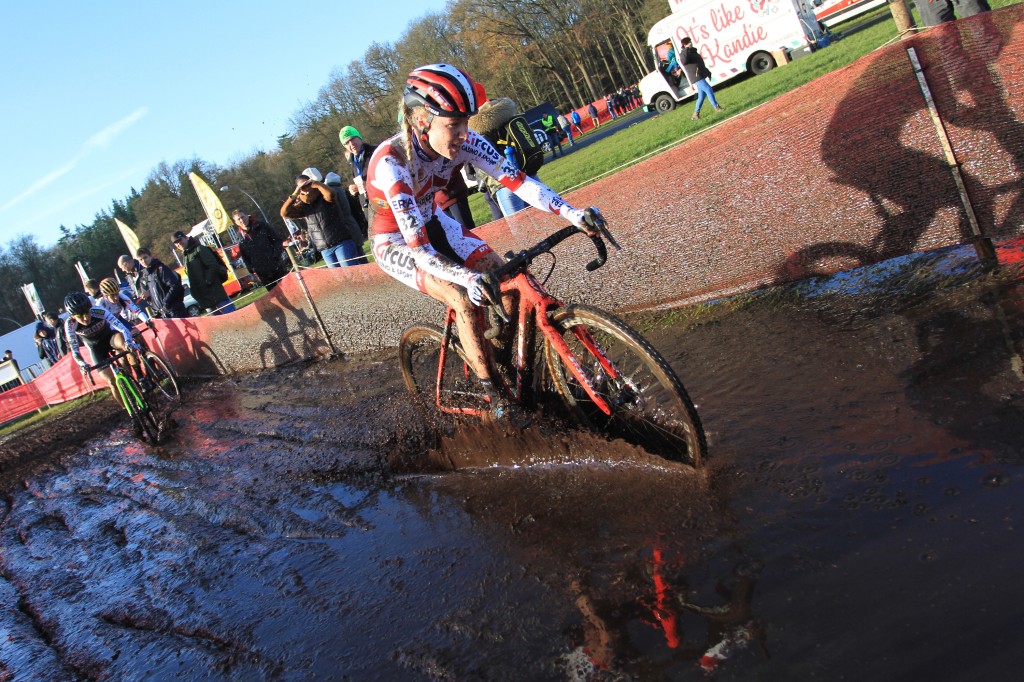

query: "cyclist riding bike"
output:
63 291 145 404
97 277 151 327
367 63 604 416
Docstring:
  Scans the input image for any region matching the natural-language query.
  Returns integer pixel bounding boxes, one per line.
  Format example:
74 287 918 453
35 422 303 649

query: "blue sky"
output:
0 0 449 250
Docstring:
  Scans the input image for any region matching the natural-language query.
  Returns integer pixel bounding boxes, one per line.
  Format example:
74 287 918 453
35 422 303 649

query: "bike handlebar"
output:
486 213 620 284
82 348 135 375
480 211 621 322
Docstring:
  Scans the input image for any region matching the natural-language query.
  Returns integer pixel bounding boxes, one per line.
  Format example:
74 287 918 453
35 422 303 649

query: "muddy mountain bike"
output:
86 346 180 444
399 217 707 467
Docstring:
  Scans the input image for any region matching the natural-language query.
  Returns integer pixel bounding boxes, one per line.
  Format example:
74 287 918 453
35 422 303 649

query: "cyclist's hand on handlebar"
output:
564 207 597 236
583 207 621 250
466 275 492 307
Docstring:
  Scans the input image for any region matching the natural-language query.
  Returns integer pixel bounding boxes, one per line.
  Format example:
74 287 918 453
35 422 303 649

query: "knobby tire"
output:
117 374 160 444
141 352 180 405
544 305 707 466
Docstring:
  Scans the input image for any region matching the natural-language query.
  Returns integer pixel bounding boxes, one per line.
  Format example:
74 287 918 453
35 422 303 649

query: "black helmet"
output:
64 292 94 315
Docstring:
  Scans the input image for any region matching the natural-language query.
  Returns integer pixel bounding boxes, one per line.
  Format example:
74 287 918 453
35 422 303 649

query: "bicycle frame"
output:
113 366 148 414
433 267 619 418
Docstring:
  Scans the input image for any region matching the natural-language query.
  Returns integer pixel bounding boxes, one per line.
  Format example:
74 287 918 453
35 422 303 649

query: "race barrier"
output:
3 8 1021 426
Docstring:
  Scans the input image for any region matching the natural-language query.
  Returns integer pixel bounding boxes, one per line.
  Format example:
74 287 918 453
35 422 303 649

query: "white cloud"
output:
0 107 149 213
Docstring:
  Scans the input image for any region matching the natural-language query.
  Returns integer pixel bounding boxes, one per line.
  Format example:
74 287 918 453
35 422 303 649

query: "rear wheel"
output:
118 375 160 444
399 325 487 415
749 50 776 75
544 305 707 466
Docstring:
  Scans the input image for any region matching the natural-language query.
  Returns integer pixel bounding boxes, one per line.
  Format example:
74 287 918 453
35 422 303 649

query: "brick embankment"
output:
10 9 1023 394
167 8 1024 376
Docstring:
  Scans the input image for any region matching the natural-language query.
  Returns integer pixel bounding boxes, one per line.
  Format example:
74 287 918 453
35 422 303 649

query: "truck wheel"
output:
749 51 776 75
654 94 676 113
532 129 551 154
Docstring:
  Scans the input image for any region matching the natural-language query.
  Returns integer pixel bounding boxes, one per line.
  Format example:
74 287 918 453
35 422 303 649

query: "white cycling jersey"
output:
366 130 585 292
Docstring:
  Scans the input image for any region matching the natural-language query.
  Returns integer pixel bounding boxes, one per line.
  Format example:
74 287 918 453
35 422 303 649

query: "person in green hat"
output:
339 125 377 211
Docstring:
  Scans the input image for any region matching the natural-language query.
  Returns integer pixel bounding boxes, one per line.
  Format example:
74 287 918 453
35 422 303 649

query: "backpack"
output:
496 114 544 177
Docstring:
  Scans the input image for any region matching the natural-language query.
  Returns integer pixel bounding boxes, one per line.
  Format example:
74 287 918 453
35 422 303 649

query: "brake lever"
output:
599 223 621 251
480 272 509 324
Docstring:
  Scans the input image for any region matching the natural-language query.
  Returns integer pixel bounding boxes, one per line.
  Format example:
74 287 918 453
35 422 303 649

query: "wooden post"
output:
889 0 917 37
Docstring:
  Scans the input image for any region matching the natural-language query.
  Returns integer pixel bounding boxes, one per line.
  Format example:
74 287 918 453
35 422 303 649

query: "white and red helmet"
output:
404 63 481 117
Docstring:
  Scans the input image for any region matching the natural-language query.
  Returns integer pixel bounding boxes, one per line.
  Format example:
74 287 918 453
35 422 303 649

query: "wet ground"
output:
2 242 1023 680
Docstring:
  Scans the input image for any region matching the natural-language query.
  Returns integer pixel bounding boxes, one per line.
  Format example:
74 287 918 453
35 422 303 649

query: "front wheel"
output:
544 305 707 466
653 94 676 113
117 375 160 444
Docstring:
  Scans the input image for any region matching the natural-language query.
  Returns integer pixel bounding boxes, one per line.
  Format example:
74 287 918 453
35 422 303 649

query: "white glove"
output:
466 275 489 307
563 206 587 229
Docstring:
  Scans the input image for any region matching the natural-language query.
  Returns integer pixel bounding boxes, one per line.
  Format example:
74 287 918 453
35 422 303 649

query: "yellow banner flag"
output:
188 172 230 236
114 218 141 256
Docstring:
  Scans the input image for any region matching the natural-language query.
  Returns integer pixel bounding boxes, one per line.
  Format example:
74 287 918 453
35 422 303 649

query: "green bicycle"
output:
86 347 180 444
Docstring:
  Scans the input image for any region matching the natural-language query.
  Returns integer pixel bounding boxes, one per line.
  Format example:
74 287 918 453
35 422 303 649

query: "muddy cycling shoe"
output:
486 397 534 429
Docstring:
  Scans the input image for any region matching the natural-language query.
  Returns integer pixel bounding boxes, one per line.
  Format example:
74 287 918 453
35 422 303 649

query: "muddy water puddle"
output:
2 245 1023 680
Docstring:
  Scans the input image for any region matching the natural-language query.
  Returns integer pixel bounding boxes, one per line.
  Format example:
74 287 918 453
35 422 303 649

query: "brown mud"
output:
1 245 1022 680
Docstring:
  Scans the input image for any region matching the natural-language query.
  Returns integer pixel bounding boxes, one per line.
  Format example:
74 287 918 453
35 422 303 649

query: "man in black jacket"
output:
232 210 289 290
137 247 189 317
172 231 235 315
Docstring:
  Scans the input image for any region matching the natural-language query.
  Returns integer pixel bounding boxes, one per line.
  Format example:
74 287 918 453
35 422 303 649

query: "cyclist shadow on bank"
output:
254 290 330 370
778 13 1023 282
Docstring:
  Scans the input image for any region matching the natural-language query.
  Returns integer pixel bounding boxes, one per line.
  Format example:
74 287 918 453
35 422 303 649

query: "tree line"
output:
0 0 665 326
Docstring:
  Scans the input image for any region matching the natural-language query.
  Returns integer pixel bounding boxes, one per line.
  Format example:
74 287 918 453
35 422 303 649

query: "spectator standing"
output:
172 231 235 314
605 95 617 120
325 173 370 244
557 112 575 147
42 312 68 357
916 0 989 26
137 247 189 318
280 170 362 268
84 279 102 304
681 37 723 121
569 109 584 137
34 318 60 365
339 126 377 214
587 102 600 128
117 255 150 307
540 112 563 158
232 209 290 290
1 350 20 391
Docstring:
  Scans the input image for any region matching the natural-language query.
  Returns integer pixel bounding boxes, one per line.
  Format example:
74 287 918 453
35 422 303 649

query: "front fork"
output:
536 305 617 417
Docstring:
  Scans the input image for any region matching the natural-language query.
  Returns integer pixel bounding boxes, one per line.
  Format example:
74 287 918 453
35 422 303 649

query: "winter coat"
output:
182 239 229 309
